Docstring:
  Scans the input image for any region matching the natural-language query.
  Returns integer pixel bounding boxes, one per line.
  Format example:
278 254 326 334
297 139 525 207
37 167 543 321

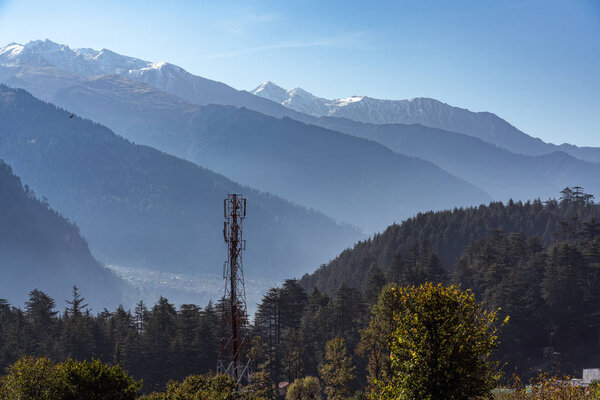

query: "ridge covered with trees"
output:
0 159 126 309
301 187 600 295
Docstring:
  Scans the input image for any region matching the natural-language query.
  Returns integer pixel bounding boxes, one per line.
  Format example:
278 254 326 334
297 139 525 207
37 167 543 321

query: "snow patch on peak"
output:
136 61 168 73
333 96 364 107
151 61 167 69
253 81 285 92
0 43 25 58
252 81 289 104
289 87 311 95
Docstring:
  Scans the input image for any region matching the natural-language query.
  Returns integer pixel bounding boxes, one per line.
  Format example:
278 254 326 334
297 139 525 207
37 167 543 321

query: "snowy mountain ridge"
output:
251 80 600 161
0 39 180 79
0 39 310 120
251 80 453 125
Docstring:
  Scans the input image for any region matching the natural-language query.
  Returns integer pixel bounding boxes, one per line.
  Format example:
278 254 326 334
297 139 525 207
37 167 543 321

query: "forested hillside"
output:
255 192 600 385
300 188 600 294
0 85 360 278
0 160 126 309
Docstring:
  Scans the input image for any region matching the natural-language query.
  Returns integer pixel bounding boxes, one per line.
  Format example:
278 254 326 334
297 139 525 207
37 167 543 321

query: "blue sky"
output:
0 0 599 146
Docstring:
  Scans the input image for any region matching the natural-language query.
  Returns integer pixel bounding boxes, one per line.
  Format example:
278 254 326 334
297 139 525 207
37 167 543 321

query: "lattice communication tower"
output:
217 194 251 386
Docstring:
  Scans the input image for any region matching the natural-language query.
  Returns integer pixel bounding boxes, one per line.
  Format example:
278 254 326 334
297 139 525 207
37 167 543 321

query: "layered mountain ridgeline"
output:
0 160 127 309
315 117 600 201
0 40 312 122
253 81 600 163
300 190 600 295
0 85 361 278
3 40 599 164
6 40 600 229
45 75 490 233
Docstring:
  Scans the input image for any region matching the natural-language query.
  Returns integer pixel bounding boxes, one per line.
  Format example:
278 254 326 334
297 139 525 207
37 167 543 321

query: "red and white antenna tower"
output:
217 193 251 386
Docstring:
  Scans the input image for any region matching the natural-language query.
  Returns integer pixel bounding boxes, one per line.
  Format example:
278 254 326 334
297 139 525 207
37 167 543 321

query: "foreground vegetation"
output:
1 284 504 399
1 283 599 398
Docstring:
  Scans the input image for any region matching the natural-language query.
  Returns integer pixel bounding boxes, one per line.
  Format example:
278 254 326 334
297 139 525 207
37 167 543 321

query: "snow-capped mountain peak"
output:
250 83 332 117
252 81 289 104
250 81 454 124
0 39 313 121
0 40 157 76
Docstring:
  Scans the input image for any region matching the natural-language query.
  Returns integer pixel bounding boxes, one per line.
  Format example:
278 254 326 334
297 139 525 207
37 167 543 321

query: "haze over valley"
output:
2 38 600 310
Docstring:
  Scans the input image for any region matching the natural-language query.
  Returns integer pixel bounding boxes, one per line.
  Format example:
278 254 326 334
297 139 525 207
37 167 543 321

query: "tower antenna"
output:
218 194 251 386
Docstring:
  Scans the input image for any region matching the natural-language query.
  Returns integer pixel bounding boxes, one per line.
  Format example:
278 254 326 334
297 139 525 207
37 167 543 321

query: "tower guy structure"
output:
217 193 251 385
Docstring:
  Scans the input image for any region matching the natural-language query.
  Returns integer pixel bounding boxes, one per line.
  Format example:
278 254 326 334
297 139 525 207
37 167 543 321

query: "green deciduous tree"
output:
139 374 237 400
286 376 322 400
374 283 503 400
0 356 66 400
60 358 142 400
0 356 141 400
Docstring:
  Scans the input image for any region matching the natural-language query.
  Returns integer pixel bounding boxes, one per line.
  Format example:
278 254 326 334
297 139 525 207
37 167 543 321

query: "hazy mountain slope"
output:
252 82 600 163
49 75 491 233
315 117 600 201
300 197 600 295
0 40 312 122
0 85 361 279
0 160 128 310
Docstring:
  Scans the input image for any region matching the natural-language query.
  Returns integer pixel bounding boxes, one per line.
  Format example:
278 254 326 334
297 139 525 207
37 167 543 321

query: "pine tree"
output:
61 286 95 360
319 337 355 400
25 289 58 357
362 263 386 305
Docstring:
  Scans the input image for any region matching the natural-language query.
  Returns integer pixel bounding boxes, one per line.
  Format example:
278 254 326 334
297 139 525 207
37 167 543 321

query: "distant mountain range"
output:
0 85 361 279
0 159 128 310
45 74 490 232
2 38 600 293
2 39 599 226
2 40 598 163
315 118 600 202
252 81 600 163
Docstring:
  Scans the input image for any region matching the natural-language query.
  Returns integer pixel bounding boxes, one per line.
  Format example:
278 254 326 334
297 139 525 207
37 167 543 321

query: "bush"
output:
138 374 237 400
286 376 322 400
0 356 67 400
0 356 141 399
61 358 142 399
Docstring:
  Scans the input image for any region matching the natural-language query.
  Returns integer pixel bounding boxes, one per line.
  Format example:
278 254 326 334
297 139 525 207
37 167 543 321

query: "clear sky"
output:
0 0 599 146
